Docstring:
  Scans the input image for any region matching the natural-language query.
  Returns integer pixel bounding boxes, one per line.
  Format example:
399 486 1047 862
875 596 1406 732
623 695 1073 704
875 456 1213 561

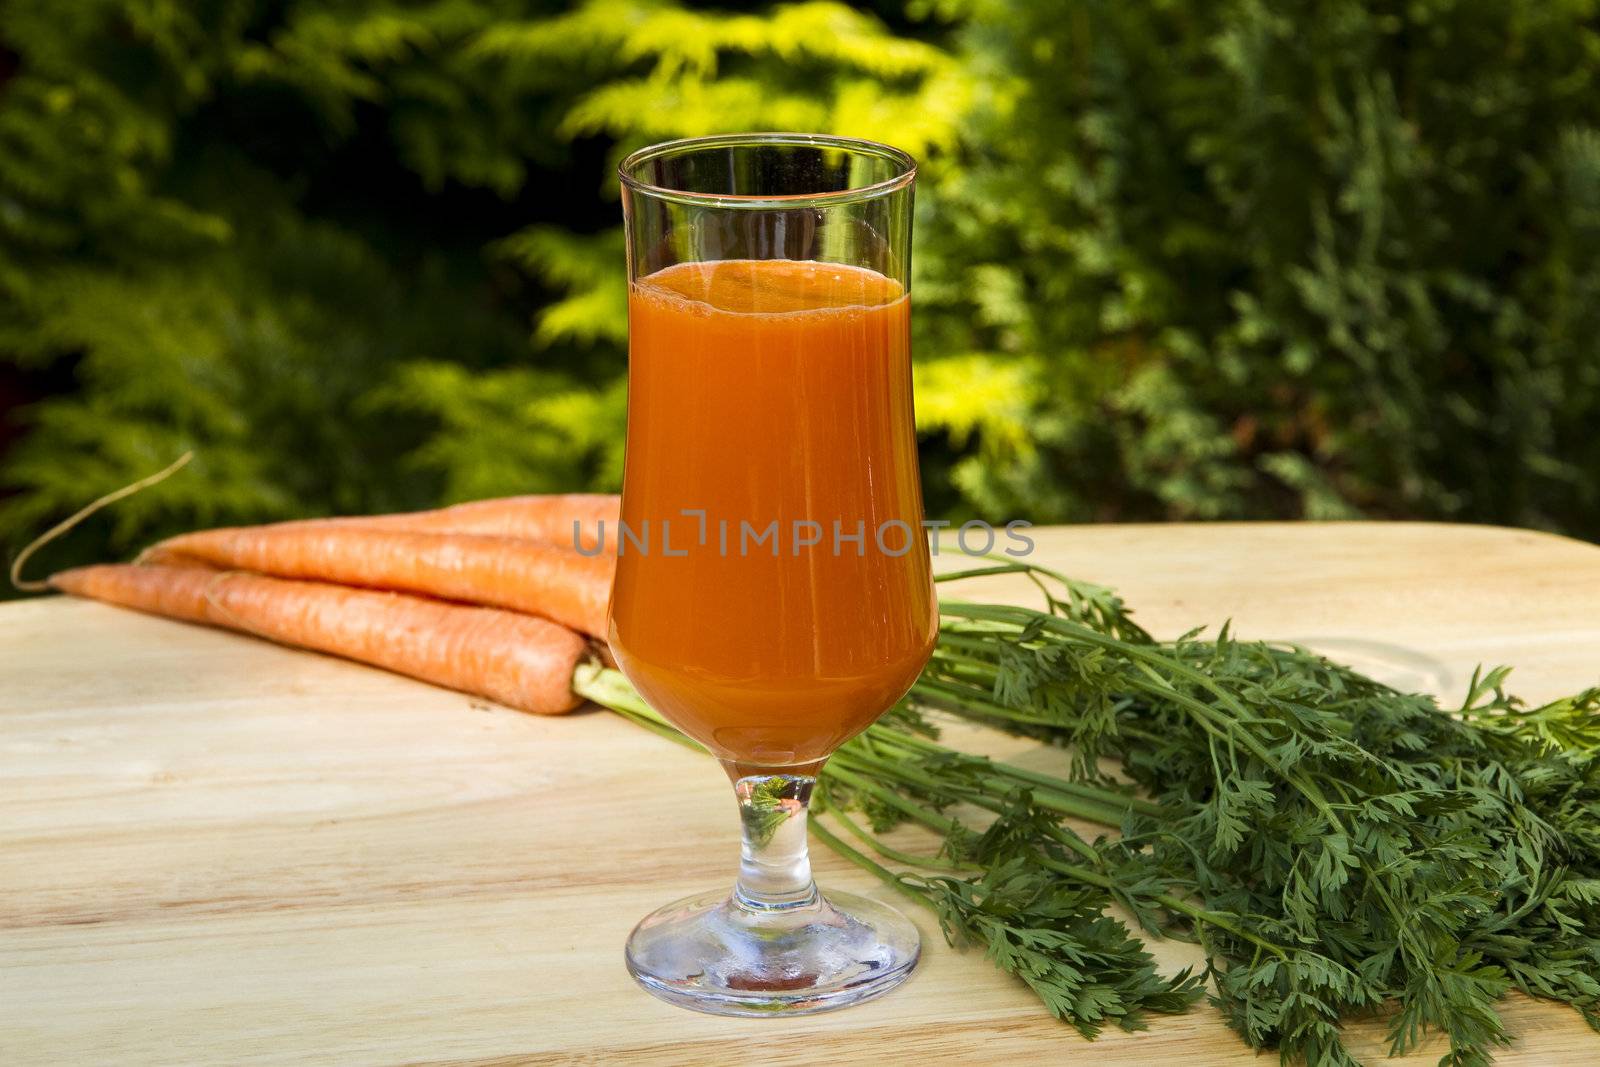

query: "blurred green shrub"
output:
0 0 962 570
917 0 1600 530
3 0 1600 578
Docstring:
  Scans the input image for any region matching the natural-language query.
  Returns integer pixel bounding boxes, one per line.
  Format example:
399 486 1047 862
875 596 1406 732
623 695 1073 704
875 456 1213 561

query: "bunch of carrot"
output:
26 488 623 715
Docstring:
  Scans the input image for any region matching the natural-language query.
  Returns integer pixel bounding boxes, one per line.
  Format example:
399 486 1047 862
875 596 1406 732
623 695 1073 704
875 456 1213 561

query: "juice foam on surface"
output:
637 259 904 315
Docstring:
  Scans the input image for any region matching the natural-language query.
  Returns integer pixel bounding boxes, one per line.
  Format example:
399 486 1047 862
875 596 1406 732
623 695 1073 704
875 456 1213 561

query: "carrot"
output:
339 493 618 552
144 526 614 638
50 562 588 714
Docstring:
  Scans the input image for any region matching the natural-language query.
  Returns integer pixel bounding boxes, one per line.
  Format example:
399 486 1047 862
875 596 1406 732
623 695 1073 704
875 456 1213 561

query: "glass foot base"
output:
625 888 920 1017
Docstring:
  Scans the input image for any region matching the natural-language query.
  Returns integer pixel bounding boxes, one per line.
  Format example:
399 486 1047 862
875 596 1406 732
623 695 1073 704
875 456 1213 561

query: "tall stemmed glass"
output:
610 133 936 1015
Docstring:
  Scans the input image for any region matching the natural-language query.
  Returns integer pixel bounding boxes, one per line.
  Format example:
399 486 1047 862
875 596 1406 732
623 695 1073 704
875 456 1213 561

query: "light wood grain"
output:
3 522 1598 1066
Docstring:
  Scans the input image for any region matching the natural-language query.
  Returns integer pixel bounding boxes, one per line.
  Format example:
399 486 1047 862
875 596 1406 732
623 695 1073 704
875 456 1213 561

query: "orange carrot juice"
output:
609 258 937 770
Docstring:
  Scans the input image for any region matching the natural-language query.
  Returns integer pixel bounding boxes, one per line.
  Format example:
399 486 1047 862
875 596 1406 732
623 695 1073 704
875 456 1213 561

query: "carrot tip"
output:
9 452 195 594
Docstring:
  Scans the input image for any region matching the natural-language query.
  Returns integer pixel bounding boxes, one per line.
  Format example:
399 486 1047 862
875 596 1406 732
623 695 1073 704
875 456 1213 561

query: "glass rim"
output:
618 133 918 209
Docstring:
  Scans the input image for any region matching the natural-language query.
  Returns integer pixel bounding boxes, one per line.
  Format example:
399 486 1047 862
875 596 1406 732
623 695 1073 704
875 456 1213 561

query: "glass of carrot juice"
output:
611 134 936 1015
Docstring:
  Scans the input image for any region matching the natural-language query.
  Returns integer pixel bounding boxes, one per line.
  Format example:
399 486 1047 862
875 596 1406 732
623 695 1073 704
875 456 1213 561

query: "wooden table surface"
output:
4 522 1599 1066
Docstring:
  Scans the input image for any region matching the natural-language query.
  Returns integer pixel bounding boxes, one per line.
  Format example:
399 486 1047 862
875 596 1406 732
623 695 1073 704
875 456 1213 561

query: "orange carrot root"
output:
339 493 618 552
51 563 589 715
144 527 614 638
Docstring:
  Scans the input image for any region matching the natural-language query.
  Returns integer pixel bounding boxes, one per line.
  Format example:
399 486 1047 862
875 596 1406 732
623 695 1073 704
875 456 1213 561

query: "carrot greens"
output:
580 563 1600 1066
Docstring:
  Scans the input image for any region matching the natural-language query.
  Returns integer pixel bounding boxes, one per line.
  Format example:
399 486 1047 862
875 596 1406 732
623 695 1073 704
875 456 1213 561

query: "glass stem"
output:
730 771 819 910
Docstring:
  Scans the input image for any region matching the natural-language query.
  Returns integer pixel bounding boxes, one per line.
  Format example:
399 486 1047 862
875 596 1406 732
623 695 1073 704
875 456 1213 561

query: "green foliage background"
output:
3 0 1599 578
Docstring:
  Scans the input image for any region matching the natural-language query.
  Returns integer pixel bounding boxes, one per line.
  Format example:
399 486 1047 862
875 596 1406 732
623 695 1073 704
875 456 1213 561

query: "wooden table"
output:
4 522 1599 1065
